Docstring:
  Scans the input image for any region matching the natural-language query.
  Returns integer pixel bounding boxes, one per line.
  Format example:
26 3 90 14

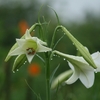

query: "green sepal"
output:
5 43 18 62
61 26 97 69
12 54 27 72
51 69 72 89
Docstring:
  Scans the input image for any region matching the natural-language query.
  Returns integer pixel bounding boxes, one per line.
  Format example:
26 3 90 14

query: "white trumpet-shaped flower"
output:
53 50 95 88
8 29 52 63
66 60 94 88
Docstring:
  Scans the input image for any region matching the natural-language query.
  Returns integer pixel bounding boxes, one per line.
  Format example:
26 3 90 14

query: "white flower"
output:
8 29 52 63
66 60 94 88
53 50 94 88
91 51 100 72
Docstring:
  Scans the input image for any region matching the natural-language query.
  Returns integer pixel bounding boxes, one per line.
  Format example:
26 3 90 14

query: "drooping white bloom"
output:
53 50 94 88
8 29 52 63
66 60 94 88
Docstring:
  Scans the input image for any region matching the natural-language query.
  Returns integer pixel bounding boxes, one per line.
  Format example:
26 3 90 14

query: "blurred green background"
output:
0 0 100 100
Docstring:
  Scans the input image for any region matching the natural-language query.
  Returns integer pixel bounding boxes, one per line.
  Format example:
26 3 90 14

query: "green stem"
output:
39 25 45 41
29 23 41 33
50 26 61 48
45 53 50 100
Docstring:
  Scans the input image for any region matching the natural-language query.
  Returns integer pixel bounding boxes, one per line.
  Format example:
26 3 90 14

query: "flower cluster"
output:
5 23 100 89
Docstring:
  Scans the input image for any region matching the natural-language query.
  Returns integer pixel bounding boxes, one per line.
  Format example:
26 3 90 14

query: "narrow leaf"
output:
50 64 60 84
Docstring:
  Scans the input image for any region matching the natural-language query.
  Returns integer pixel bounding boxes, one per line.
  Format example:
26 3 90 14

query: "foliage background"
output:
0 0 100 100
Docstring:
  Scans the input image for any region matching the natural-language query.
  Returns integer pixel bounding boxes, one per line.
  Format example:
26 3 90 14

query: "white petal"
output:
91 51 100 59
36 43 52 52
16 39 26 46
79 69 94 88
91 52 100 72
67 59 94 88
32 37 47 45
26 54 35 63
9 47 25 56
37 38 47 45
25 29 31 39
76 61 94 88
62 53 88 64
65 62 79 84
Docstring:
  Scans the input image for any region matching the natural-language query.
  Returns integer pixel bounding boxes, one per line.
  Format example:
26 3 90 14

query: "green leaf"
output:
48 6 60 25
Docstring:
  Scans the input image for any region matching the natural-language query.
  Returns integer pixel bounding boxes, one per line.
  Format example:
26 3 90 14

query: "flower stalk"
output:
45 53 51 100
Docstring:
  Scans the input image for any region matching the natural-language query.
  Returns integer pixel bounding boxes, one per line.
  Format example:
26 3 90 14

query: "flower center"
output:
26 48 35 55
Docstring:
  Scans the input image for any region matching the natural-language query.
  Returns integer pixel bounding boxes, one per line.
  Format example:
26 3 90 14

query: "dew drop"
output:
63 58 66 60
64 33 65 35
53 54 55 56
13 71 15 73
24 61 27 64
76 48 78 50
25 61 27 63
51 58 53 60
24 62 26 65
16 69 19 71
72 43 74 45
94 69 97 73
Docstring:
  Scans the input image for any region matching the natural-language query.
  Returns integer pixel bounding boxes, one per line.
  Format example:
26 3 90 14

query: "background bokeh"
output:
0 0 100 100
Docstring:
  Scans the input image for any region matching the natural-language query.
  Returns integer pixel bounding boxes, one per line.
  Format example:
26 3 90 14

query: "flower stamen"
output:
26 48 35 55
